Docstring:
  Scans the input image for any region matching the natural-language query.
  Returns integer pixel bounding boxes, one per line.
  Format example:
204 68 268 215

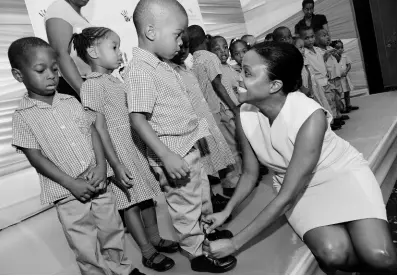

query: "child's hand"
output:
114 164 133 189
86 165 106 188
70 178 97 203
109 176 132 202
161 152 190 180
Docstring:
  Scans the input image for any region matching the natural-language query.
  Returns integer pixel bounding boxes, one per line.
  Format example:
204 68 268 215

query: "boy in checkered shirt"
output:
9 37 142 275
125 0 236 273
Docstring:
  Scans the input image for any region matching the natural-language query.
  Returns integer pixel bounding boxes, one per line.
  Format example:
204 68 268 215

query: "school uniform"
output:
168 61 236 177
12 93 133 275
191 50 242 189
124 47 211 259
338 54 355 93
80 72 162 210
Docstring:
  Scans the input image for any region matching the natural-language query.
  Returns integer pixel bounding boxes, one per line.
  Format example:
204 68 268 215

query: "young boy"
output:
188 26 242 198
315 29 349 123
9 37 141 275
299 26 342 130
124 0 236 273
272 26 293 44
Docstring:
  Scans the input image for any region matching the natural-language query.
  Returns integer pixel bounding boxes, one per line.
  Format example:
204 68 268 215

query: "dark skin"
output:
11 47 106 203
302 3 329 33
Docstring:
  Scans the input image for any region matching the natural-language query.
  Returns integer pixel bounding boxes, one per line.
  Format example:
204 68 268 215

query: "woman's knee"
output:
314 241 351 270
362 249 397 273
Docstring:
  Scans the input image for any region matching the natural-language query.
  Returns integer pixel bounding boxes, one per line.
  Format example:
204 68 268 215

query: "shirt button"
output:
60 125 66 129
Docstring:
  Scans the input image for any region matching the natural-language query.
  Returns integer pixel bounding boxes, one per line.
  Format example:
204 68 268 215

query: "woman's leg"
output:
346 218 397 274
303 224 360 274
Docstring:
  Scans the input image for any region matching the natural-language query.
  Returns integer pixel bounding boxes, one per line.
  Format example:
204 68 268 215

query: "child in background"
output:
264 33 274 42
330 40 359 113
241 34 257 47
272 26 293 44
299 26 342 130
315 29 349 124
188 25 243 198
72 27 178 272
293 37 314 97
168 31 237 212
125 0 236 273
210 35 242 101
229 38 249 74
9 37 142 275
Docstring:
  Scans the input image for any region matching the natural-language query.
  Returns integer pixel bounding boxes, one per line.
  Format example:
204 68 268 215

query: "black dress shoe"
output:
331 122 342 131
348 105 359 111
212 193 229 213
191 255 237 273
142 252 175 272
340 115 350 120
208 175 221 185
223 187 235 197
207 229 233 241
154 239 179 253
130 268 145 275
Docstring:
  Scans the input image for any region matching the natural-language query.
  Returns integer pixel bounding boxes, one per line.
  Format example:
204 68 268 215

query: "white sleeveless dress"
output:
240 92 387 239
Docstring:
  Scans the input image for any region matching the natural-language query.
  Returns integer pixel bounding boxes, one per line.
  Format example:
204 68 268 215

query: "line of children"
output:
187 25 243 198
9 37 143 275
70 27 179 272
124 0 236 273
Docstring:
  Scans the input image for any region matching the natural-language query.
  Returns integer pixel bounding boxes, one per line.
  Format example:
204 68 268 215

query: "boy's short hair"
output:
272 26 290 40
187 25 206 52
133 0 186 32
298 25 314 36
302 0 314 8
8 37 52 69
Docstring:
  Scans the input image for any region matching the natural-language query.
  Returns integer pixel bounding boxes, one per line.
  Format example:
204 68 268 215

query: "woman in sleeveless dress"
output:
202 42 396 274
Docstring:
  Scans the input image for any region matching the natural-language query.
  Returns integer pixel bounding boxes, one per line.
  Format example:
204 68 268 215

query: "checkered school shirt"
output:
124 47 210 166
12 93 97 204
191 50 226 114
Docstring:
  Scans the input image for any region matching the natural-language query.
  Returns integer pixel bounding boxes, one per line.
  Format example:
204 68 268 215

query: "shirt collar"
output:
17 92 73 110
132 47 162 69
85 71 120 83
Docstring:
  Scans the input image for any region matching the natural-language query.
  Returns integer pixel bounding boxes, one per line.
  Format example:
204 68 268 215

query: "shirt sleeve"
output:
206 55 223 82
125 65 158 114
80 79 106 114
12 112 41 153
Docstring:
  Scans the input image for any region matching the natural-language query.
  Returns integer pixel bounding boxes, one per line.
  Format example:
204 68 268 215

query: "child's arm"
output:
129 112 190 181
88 124 107 189
212 75 238 114
342 63 351 77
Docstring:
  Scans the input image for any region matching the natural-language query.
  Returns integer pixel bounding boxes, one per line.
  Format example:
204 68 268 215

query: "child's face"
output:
334 42 344 55
95 32 123 70
294 39 305 56
300 29 315 48
12 47 59 98
303 3 314 18
231 41 248 66
211 37 229 64
154 11 188 60
315 30 330 47
171 32 190 65
275 28 293 44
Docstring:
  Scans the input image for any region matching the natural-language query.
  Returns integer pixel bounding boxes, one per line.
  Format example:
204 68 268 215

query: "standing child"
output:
168 31 237 211
293 37 314 98
330 40 359 113
125 0 236 273
9 37 142 275
72 27 178 272
229 38 249 74
314 29 349 124
299 26 342 130
188 25 243 198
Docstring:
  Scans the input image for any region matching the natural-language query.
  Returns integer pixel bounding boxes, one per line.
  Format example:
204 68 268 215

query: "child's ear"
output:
145 24 156 41
11 68 23 83
87 46 99 59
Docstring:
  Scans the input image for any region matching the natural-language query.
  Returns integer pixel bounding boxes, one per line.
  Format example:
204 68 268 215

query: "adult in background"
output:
294 0 329 35
45 0 92 101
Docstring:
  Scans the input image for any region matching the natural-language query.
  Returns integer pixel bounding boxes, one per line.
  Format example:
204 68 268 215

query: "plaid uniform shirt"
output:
124 47 209 166
305 47 329 86
191 50 224 113
12 93 97 204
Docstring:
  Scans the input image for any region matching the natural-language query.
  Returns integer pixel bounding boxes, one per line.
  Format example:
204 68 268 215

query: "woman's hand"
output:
203 238 238 259
203 211 230 234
